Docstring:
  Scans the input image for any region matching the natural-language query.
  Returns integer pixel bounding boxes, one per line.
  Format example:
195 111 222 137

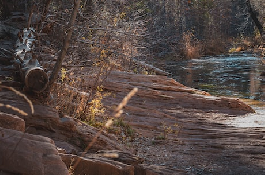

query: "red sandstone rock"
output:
0 127 69 175
0 112 25 132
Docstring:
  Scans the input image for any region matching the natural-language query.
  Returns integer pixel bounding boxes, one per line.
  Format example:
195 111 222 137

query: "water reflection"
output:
186 62 193 87
166 53 265 101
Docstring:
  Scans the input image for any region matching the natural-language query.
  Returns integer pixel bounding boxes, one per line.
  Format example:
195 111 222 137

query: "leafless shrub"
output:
70 87 138 174
180 31 202 59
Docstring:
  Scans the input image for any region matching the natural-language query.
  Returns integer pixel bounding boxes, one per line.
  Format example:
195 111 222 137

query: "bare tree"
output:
48 0 81 88
246 0 264 38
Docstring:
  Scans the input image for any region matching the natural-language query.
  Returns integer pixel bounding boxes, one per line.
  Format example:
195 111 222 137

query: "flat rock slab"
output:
83 71 254 115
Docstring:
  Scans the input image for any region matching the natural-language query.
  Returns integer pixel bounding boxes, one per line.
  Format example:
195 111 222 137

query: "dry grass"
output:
180 31 229 59
48 66 108 124
50 79 93 120
181 31 202 59
0 103 28 116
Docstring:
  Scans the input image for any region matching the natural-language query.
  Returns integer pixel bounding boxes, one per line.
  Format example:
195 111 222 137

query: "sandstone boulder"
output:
0 91 128 153
0 112 25 132
0 127 69 175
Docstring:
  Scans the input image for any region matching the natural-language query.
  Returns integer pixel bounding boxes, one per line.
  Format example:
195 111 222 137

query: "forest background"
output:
1 0 264 69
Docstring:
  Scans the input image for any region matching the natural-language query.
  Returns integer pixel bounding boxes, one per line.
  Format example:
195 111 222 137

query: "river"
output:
166 53 265 127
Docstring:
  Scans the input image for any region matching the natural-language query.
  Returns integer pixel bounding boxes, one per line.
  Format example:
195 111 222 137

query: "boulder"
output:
58 115 77 132
0 127 69 175
0 112 25 132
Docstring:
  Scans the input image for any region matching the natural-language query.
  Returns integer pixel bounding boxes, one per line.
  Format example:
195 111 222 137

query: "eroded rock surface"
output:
102 71 254 114
0 64 263 175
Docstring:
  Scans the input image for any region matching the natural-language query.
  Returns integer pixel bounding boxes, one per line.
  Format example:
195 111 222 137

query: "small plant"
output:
72 88 138 171
154 134 166 141
155 122 180 140
61 67 67 82
113 118 126 127
87 87 105 125
68 157 75 175
49 68 110 128
162 122 173 139
228 47 237 53
111 118 135 140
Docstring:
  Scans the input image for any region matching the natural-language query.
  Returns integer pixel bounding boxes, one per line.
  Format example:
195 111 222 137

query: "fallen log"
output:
15 27 48 92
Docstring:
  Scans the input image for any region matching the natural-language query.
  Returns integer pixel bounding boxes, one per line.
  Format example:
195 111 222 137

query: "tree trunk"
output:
48 0 81 89
38 0 52 30
246 0 264 38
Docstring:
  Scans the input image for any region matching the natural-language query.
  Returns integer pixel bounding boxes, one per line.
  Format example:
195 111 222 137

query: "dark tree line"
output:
0 0 264 74
248 0 265 39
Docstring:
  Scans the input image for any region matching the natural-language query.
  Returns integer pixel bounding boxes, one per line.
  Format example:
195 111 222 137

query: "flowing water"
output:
166 53 265 127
